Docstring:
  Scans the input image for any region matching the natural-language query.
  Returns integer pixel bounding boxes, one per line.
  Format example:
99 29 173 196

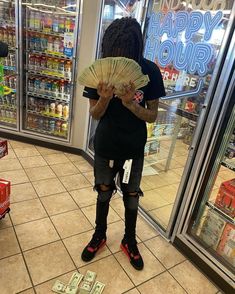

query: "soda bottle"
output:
34 78 41 91
64 81 71 96
44 13 52 32
64 61 72 80
53 16 59 33
47 58 53 70
29 33 36 50
50 102 56 114
41 34 48 51
47 36 54 52
41 56 47 69
58 60 65 73
43 118 49 131
29 10 35 29
34 12 41 30
54 38 60 53
62 105 69 119
59 80 65 98
53 59 59 71
46 79 52 93
35 55 41 69
65 18 71 32
58 17 65 33
40 78 46 92
52 81 59 96
55 120 61 132
61 122 68 133
49 119 55 132
35 34 41 51
56 103 63 116
70 18 75 33
28 54 35 70
28 77 35 92
59 39 64 54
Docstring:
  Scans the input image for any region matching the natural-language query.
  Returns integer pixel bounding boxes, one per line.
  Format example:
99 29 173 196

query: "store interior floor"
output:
0 140 222 294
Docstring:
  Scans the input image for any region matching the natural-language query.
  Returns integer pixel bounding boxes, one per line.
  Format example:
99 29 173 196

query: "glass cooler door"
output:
20 0 81 141
0 0 19 130
138 0 234 235
87 0 147 155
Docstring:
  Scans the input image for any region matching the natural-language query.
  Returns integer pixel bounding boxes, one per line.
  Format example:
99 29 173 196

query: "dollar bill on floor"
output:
90 281 105 294
79 281 92 294
52 280 67 294
84 270 96 284
68 272 84 288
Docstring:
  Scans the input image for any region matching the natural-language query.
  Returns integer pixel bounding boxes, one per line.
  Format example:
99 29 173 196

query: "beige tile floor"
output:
0 140 221 294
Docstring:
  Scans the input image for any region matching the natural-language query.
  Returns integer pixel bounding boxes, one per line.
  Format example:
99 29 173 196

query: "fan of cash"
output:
78 57 150 96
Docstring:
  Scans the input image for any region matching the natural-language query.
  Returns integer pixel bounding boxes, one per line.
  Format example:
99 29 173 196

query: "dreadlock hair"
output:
101 17 143 63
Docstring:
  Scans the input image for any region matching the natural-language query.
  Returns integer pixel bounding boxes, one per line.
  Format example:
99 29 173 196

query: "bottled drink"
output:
35 55 41 69
34 78 41 91
41 56 47 69
46 79 52 92
53 59 59 71
35 34 41 51
40 79 46 92
49 120 55 132
50 102 56 114
52 81 59 96
28 77 35 92
65 18 71 32
64 61 72 79
62 105 69 119
34 12 41 30
43 13 52 32
41 34 48 51
47 58 53 70
58 60 65 73
54 38 60 52
58 17 65 33
29 10 35 29
56 103 63 116
28 54 35 69
29 33 36 50
59 39 64 54
53 16 59 33
47 36 54 52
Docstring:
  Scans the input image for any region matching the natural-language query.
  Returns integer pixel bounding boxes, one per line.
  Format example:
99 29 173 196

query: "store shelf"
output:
27 109 68 122
27 50 72 60
27 28 64 38
28 70 70 81
28 92 70 102
26 126 67 139
221 159 235 171
3 66 16 71
159 101 199 122
0 105 16 111
206 201 235 226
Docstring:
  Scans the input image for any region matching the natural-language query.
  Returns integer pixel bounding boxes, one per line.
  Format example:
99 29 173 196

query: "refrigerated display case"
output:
20 0 81 141
172 26 235 291
0 0 19 130
137 0 235 235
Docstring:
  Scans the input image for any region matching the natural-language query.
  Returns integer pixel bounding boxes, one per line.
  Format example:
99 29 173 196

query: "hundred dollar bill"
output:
84 270 97 284
90 281 105 294
65 285 78 294
52 280 67 294
68 272 84 288
79 281 92 294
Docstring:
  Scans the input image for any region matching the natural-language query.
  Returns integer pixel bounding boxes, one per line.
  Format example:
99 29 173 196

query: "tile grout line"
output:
10 148 81 289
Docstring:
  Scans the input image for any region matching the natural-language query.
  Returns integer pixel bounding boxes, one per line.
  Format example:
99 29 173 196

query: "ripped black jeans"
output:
93 154 144 244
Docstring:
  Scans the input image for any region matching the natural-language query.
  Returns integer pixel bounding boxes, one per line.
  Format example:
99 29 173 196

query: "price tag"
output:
122 159 133 184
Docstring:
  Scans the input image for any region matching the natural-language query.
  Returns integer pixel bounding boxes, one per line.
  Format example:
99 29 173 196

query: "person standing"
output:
81 17 165 270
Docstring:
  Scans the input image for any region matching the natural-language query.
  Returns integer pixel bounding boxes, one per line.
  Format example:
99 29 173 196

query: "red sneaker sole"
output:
120 244 131 260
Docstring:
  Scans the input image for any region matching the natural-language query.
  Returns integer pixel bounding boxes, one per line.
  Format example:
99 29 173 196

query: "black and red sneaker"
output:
81 235 106 262
120 238 144 270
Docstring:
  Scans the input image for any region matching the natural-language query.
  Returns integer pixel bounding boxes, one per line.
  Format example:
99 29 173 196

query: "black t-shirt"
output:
83 58 166 160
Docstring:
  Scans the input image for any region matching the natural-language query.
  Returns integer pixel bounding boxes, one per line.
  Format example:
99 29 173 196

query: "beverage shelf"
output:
28 49 72 60
26 126 68 139
27 109 68 122
159 101 199 122
0 104 16 111
28 92 70 102
3 66 16 71
206 201 235 226
28 70 71 81
27 28 64 38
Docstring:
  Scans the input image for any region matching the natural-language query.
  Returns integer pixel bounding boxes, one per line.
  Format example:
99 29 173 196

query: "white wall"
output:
71 0 103 149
